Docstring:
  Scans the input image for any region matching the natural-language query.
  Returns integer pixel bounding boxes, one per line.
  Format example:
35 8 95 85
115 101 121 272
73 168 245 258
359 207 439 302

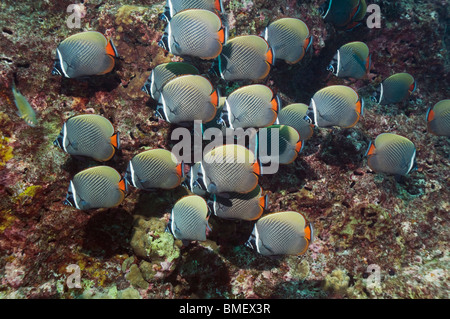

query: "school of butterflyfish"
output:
9 0 444 257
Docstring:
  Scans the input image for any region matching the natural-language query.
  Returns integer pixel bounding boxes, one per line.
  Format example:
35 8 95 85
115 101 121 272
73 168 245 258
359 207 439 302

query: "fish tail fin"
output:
270 94 281 113
215 0 224 12
110 132 120 150
266 46 275 66
210 89 219 107
409 81 417 93
105 38 119 57
364 141 375 157
253 159 262 176
261 193 269 210
295 140 303 153
176 161 185 178
366 53 372 73
356 97 364 116
218 25 228 44
118 176 128 194
304 35 313 54
426 107 434 122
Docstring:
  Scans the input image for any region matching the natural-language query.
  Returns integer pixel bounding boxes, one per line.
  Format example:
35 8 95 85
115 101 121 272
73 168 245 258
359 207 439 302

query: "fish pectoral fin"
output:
181 240 191 246
68 140 78 151
207 182 218 194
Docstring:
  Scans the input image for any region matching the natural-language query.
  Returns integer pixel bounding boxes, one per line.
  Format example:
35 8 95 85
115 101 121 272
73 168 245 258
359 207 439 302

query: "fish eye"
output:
303 115 312 124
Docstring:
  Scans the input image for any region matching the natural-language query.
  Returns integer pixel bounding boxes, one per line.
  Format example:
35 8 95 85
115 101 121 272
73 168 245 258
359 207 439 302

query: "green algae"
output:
125 264 149 289
0 135 13 168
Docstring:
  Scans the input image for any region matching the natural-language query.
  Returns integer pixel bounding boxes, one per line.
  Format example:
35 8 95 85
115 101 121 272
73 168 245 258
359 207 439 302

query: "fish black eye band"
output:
371 86 381 103
64 190 76 207
318 0 331 17
158 33 169 51
52 59 63 76
53 133 64 149
141 81 151 95
244 232 257 250
303 114 313 125
327 55 338 74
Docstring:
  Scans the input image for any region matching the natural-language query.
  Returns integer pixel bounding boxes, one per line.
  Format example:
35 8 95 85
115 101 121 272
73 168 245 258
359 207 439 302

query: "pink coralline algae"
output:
0 0 449 301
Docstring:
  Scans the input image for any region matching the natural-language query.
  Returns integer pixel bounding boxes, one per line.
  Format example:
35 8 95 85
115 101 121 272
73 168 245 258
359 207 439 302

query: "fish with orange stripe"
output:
64 166 127 210
52 31 119 78
306 85 363 128
208 185 268 221
365 133 417 177
263 17 313 65
219 84 280 129
53 114 120 162
426 99 450 137
256 125 303 166
371 73 416 105
328 41 371 79
245 211 314 256
158 8 227 60
210 35 275 81
194 144 262 195
162 0 224 19
156 74 219 124
124 149 185 191
319 0 367 30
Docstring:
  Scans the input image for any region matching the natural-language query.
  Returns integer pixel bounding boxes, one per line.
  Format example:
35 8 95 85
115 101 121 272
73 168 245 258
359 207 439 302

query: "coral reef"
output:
0 0 448 300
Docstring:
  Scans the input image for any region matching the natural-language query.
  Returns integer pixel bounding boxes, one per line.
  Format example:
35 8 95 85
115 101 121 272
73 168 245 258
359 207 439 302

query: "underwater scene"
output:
0 0 449 301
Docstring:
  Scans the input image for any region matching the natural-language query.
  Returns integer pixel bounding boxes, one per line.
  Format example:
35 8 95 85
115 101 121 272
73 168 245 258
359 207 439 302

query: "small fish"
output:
166 195 210 244
365 133 417 177
124 149 184 190
12 81 38 127
211 35 274 81
245 211 314 256
141 62 200 101
307 85 364 128
371 73 416 105
162 0 224 20
208 185 267 221
53 114 120 162
256 125 303 165
263 17 313 64
328 41 371 79
158 9 227 60
52 31 118 78
319 0 362 29
156 74 219 124
196 144 261 194
276 103 314 140
220 84 280 129
426 99 450 137
64 166 127 210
